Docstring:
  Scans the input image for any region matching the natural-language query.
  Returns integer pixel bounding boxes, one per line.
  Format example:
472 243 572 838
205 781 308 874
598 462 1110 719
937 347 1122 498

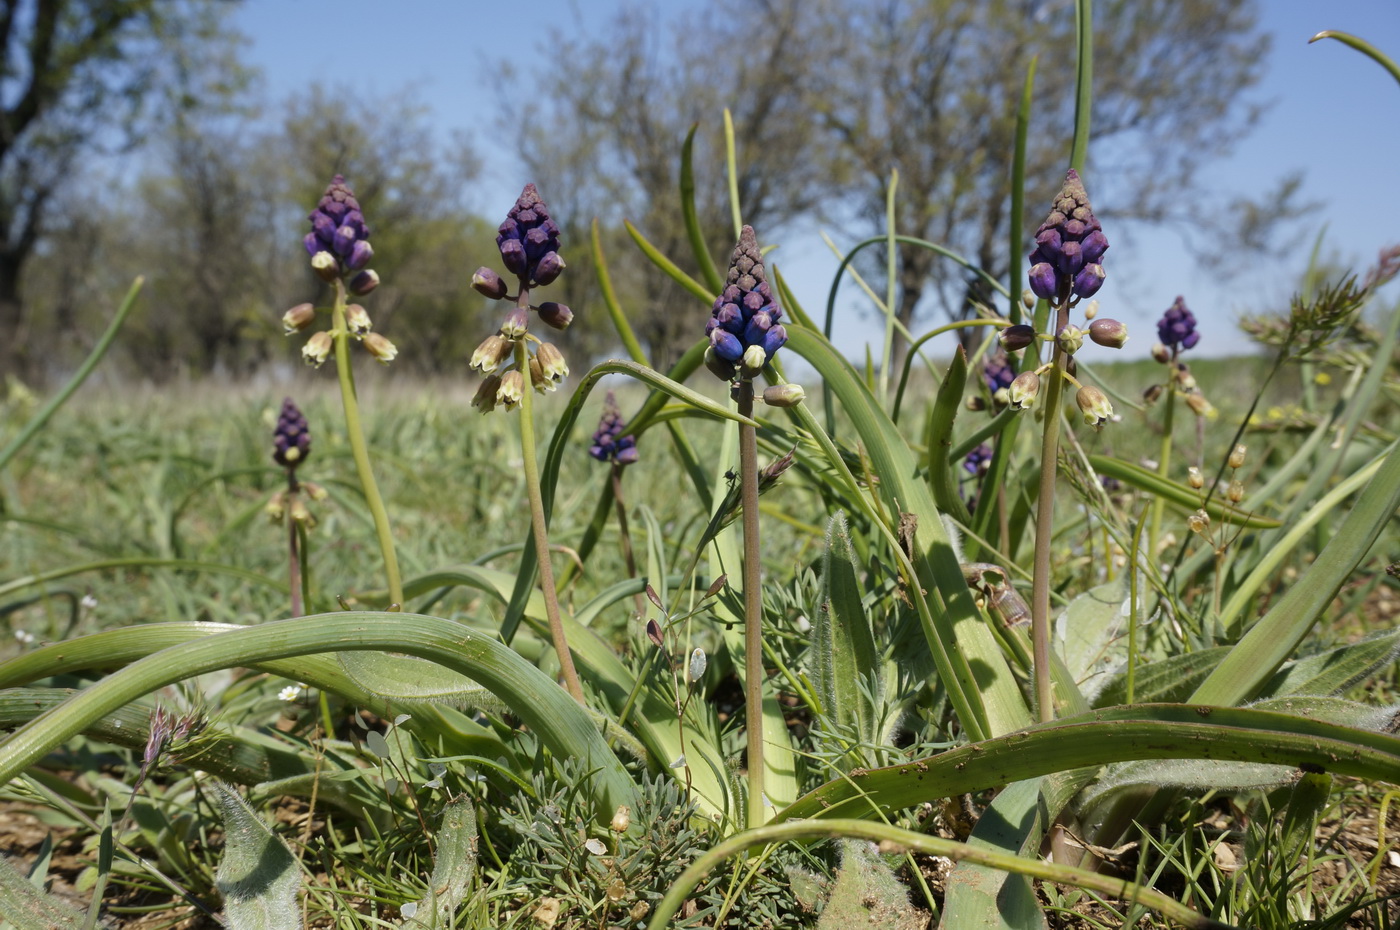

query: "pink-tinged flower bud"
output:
704 346 737 381
1151 342 1170 364
496 369 524 409
537 301 573 330
363 332 397 364
1088 318 1128 349
266 490 287 522
762 383 805 407
500 305 530 340
1057 324 1084 355
1184 391 1214 417
472 267 508 300
1009 371 1040 410
302 330 332 367
345 304 372 337
472 374 502 413
999 324 1037 351
535 342 568 386
471 334 512 373
282 302 315 334
349 269 379 296
311 251 339 282
1076 385 1113 428
740 344 767 379
347 239 374 271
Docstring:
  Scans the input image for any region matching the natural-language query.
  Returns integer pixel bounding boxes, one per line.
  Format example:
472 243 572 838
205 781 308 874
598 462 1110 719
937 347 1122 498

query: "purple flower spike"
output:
307 176 373 281
983 353 1016 394
1156 296 1200 353
589 392 638 466
1028 169 1108 304
272 398 311 470
706 225 785 380
495 184 563 287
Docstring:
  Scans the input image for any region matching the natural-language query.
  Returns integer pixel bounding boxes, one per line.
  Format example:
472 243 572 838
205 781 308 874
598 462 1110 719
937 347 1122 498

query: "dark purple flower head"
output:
1157 296 1200 352
983 353 1016 394
964 443 994 477
495 184 563 288
304 176 372 278
705 225 785 379
273 398 311 470
589 392 638 465
1027 169 1107 304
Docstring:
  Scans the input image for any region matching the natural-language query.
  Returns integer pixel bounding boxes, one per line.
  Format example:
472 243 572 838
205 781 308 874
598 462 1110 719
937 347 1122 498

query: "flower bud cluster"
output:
1155 296 1201 356
589 392 638 466
288 176 396 368
470 184 575 414
1028 169 1108 304
272 398 311 470
704 226 786 381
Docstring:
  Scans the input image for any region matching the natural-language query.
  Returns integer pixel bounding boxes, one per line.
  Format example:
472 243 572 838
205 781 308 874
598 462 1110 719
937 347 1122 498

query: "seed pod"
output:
1228 444 1247 470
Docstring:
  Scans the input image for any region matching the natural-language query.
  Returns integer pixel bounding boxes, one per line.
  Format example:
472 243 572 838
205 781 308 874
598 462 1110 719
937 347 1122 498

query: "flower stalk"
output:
736 378 765 828
330 279 403 606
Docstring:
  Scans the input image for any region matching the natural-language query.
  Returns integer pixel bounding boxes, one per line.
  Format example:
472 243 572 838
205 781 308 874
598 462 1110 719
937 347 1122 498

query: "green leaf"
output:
1094 647 1231 707
924 348 971 524
817 839 927 930
404 796 477 928
1191 439 1400 706
1261 628 1400 698
1057 580 1127 702
212 782 302 930
0 850 83 930
1088 456 1281 529
680 124 724 295
814 513 881 744
940 779 1048 930
623 219 714 304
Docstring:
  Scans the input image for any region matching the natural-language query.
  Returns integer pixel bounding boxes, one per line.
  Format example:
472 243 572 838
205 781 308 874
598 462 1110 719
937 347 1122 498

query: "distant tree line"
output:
3 0 1301 388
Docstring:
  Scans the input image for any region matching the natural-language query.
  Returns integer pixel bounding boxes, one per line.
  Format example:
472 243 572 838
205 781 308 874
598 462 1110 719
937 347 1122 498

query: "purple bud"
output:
347 239 373 271
272 397 311 469
1072 264 1105 299
499 239 527 276
349 269 379 295
537 301 573 330
646 618 665 648
1028 262 1058 300
533 251 565 286
1000 324 1037 351
1080 230 1109 264
710 328 743 362
1088 318 1128 349
1058 240 1084 275
760 324 787 357
704 346 737 381
472 267 508 300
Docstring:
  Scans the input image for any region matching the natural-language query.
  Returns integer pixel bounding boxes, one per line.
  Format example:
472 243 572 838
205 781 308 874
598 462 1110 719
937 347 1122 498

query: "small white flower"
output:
795 615 811 633
80 594 98 610
13 629 34 644
278 684 303 702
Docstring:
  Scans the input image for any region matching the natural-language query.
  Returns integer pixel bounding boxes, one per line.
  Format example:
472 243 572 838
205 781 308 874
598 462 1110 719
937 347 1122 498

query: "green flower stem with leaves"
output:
736 379 766 828
330 279 402 607
1031 305 1069 722
1148 380 1177 555
515 339 585 704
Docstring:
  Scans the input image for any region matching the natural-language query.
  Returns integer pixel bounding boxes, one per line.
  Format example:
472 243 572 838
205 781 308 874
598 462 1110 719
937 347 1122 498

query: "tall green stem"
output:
1149 383 1177 556
736 381 765 828
611 464 644 618
1031 303 1069 722
330 280 402 606
516 339 584 704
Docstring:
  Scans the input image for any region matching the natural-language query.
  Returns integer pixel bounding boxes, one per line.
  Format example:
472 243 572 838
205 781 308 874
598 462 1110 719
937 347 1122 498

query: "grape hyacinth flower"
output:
704 226 786 381
984 353 1016 404
287 175 397 368
1027 169 1108 305
589 392 638 466
272 398 311 471
1156 296 1201 355
470 184 573 413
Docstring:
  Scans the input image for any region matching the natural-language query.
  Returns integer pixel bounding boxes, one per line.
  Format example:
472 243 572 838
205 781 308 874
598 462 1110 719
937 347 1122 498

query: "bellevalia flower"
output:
1157 296 1200 353
1027 169 1108 304
589 392 638 466
704 226 786 381
272 398 311 470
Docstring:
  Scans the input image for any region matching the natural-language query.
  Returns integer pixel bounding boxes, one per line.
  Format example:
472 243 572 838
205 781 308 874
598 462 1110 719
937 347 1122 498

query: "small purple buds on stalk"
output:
590 392 638 465
1028 169 1108 305
1088 318 1128 349
537 301 573 330
1157 296 1200 353
705 226 786 381
999 325 1037 352
496 184 563 288
273 398 311 470
1076 385 1113 428
472 267 508 300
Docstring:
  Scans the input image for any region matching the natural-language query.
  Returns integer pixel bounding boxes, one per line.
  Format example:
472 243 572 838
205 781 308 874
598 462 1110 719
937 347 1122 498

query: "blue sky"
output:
233 0 1400 361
